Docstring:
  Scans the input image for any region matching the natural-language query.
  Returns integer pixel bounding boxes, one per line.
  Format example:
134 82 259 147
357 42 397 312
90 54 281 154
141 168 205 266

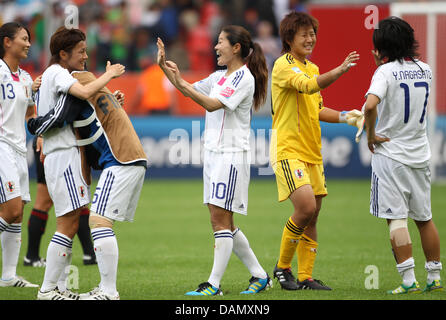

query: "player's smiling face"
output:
66 40 88 72
289 25 316 62
7 28 30 60
214 31 237 67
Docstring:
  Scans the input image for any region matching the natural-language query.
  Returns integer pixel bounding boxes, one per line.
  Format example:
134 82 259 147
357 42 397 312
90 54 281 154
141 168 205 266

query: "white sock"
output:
396 257 416 287
1 223 21 280
0 217 9 234
56 247 73 292
40 232 73 292
92 227 119 296
232 228 267 279
425 261 442 284
207 230 233 288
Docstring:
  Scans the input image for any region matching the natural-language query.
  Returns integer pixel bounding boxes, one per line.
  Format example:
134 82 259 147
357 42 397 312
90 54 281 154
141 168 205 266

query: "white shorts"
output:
44 147 90 217
90 165 146 222
0 141 30 204
203 150 250 215
370 153 432 221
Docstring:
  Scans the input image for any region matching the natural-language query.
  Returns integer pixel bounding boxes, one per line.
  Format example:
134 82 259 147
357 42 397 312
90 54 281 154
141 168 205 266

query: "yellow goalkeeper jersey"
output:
270 53 324 165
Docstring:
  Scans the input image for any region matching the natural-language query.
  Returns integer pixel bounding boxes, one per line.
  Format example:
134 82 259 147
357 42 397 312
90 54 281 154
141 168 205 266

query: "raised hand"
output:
32 75 42 92
106 61 125 78
113 90 125 106
157 37 166 67
339 51 360 73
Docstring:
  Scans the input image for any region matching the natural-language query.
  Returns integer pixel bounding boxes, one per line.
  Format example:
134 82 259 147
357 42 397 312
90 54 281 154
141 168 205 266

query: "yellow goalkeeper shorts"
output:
273 159 327 202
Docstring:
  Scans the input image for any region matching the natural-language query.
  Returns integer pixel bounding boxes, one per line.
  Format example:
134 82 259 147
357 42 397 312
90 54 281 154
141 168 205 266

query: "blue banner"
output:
26 115 446 179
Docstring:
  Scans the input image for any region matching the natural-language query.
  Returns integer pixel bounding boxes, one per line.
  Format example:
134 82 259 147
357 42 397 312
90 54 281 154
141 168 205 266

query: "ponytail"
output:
221 25 268 111
246 42 268 111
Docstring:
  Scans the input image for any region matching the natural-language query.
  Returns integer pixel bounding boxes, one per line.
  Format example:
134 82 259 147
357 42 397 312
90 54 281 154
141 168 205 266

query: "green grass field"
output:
0 178 445 301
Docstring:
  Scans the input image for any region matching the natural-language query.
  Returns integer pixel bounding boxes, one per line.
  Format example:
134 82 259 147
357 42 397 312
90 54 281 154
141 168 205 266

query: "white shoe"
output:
84 288 120 300
0 276 39 288
37 287 74 300
60 289 80 300
79 286 100 300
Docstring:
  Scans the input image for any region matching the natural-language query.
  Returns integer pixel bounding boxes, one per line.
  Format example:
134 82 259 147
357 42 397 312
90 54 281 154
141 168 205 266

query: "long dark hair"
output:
373 16 419 63
0 22 31 58
49 26 86 66
221 25 268 111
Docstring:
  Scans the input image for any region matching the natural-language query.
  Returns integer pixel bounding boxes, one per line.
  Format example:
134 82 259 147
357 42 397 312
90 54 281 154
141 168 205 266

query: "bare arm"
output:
319 107 340 123
157 37 224 112
316 51 359 89
25 105 35 122
364 94 389 152
68 61 125 100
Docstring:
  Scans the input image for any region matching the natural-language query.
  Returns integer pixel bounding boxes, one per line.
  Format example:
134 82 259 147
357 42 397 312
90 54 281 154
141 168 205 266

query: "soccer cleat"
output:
387 281 422 294
60 289 80 300
0 276 39 288
84 289 120 300
185 282 223 296
297 278 332 290
79 286 100 300
24 257 46 267
273 264 298 290
240 275 273 294
37 287 75 300
83 254 97 265
423 279 444 293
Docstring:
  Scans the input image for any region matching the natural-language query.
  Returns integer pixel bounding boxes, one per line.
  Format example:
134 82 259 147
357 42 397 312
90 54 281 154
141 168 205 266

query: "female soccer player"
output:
0 22 39 288
270 11 362 290
364 17 442 294
35 26 124 300
157 25 271 295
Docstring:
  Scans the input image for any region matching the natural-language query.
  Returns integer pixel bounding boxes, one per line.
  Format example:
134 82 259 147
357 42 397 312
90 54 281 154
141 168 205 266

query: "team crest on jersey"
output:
79 186 86 198
6 181 15 192
294 169 304 179
220 87 235 98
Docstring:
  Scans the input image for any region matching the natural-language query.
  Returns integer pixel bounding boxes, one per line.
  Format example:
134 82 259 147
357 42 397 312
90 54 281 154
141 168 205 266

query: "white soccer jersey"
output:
36 64 78 155
193 65 255 153
365 59 432 168
0 59 34 153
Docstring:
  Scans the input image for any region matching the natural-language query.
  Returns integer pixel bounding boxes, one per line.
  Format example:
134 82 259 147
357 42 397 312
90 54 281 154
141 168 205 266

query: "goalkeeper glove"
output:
339 110 365 143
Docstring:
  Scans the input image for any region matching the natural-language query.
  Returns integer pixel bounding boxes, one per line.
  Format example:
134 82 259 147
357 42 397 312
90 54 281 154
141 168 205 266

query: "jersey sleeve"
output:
215 71 253 112
365 67 388 101
27 93 87 135
274 63 320 94
193 72 219 96
54 67 78 94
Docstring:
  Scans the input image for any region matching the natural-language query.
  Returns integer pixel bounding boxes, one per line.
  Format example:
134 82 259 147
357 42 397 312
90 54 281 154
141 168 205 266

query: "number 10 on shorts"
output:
211 182 227 200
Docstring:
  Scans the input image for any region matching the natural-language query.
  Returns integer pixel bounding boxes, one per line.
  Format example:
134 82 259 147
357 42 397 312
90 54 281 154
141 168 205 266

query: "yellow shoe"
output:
423 279 444 293
387 281 422 294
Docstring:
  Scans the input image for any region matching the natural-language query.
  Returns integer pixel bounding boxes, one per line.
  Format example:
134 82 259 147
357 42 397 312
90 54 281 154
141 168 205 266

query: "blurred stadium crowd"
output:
0 0 438 115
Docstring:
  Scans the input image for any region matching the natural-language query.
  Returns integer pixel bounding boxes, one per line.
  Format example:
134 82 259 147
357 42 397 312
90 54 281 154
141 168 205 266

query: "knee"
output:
35 198 53 213
89 212 114 229
1 201 23 223
56 212 80 238
293 203 316 226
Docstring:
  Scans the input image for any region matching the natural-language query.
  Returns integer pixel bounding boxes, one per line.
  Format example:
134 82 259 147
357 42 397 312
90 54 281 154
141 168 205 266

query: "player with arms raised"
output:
157 25 272 296
270 11 363 291
34 27 125 300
